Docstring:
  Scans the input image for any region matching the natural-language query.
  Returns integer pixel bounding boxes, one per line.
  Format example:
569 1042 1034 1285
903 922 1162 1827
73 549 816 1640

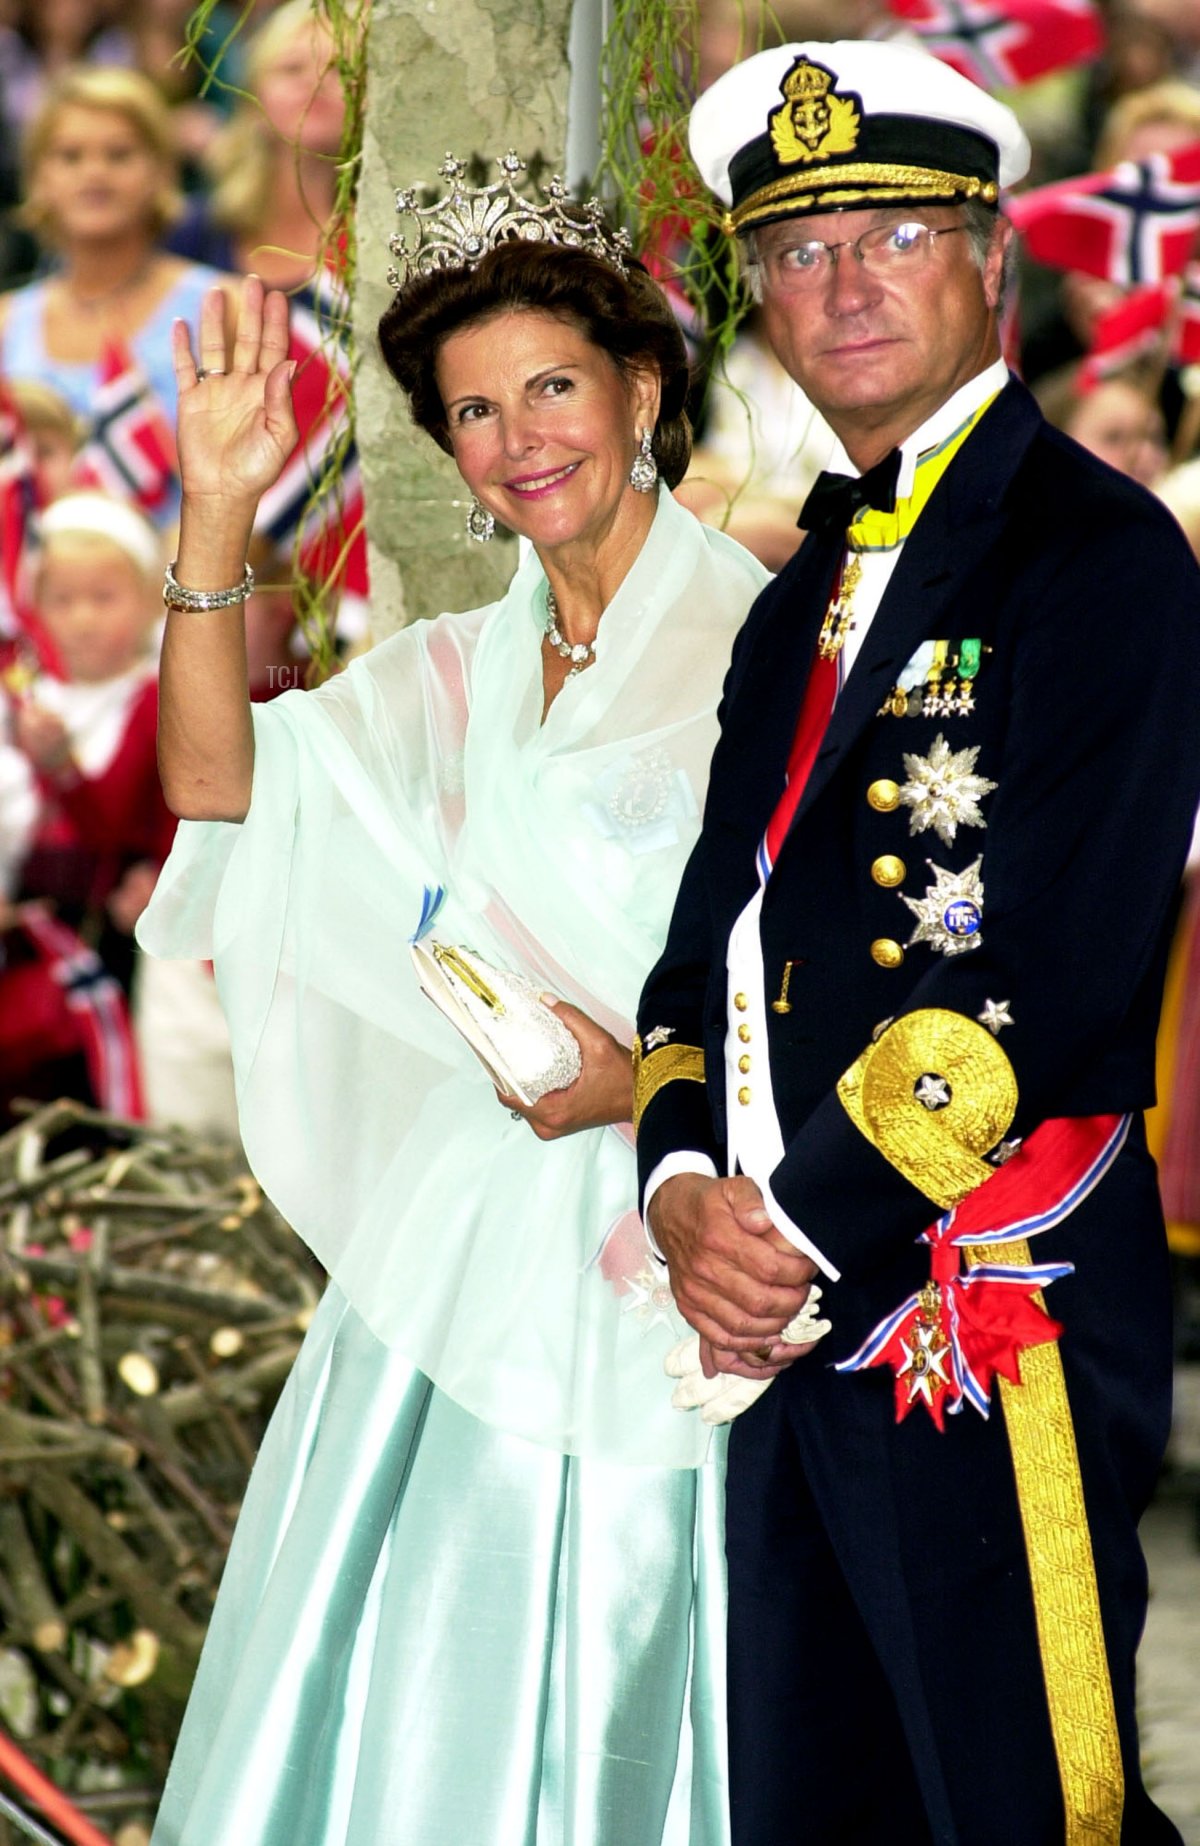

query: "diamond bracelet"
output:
162 561 255 612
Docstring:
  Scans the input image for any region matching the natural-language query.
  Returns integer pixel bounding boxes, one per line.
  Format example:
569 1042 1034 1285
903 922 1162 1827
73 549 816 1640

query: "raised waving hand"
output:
159 278 299 825
172 277 298 506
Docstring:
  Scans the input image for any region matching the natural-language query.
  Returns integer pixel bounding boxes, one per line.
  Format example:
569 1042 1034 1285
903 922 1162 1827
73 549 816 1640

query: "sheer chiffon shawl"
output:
138 492 767 1465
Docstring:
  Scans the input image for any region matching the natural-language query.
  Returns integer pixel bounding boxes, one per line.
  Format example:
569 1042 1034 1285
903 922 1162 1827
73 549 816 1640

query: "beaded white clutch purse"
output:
409 937 583 1106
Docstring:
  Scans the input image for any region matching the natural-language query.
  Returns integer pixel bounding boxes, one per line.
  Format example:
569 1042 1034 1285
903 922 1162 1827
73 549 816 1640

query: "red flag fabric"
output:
836 1114 1128 1427
1009 145 1200 287
14 908 145 1119
253 284 368 635
888 0 1104 90
0 382 41 641
1079 281 1173 386
0 383 62 677
1075 263 1200 383
1178 264 1200 365
70 340 177 514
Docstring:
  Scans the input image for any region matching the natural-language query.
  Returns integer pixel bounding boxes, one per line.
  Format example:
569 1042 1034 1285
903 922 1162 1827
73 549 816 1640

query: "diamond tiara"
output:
387 151 634 289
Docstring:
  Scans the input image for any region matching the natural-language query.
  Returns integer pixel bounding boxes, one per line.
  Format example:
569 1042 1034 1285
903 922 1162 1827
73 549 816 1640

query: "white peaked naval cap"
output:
690 39 1031 234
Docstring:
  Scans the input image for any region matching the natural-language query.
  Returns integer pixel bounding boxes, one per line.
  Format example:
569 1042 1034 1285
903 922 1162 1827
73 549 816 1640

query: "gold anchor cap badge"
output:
769 56 862 167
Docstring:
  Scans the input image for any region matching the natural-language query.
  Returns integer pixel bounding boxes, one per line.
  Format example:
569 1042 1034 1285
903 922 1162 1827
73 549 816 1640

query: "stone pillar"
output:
355 0 576 637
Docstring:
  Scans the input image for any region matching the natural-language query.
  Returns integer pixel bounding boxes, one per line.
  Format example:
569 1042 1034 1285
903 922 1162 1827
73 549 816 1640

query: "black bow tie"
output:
798 448 902 533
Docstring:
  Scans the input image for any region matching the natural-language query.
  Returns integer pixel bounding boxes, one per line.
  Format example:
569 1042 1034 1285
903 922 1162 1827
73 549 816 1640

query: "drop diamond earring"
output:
629 428 658 494
465 495 495 542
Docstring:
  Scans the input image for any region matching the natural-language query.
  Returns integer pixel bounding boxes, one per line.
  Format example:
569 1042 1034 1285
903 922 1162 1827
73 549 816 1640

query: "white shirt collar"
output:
826 357 1011 498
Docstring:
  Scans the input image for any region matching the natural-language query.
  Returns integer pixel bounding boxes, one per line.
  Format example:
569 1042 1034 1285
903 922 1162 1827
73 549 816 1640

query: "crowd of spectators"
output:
0 0 345 1143
1 0 1200 1325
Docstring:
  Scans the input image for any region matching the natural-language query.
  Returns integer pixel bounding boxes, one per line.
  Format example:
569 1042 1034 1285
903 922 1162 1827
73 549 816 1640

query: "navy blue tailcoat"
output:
637 380 1200 1844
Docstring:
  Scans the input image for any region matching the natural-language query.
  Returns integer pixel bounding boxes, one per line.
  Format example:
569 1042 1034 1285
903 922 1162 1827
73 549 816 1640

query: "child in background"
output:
0 491 171 1117
12 491 173 971
7 377 82 503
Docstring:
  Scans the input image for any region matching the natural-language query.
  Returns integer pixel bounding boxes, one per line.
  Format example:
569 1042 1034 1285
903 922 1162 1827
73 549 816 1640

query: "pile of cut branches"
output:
0 1102 318 1841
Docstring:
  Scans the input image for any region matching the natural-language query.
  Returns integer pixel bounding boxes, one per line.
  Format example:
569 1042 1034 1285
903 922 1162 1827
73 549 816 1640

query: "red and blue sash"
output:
836 1112 1130 1428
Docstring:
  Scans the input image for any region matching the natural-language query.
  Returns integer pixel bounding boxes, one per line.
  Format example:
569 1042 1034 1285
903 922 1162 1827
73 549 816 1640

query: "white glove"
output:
665 1287 832 1425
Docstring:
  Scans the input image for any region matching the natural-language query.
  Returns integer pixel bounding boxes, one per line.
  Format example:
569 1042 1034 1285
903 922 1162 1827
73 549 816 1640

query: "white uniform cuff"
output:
642 1152 720 1261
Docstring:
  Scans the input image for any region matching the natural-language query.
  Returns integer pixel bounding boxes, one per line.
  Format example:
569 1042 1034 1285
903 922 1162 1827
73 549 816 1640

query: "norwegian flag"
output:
1179 264 1200 364
1009 145 1200 288
1076 264 1200 385
254 286 368 633
887 0 1104 90
71 339 177 515
18 907 144 1118
1079 282 1174 387
0 383 40 640
0 384 61 675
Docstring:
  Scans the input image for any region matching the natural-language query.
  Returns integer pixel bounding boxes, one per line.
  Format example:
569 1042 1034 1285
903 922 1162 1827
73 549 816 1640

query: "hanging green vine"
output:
595 2 789 345
595 0 744 366
595 0 785 528
181 0 367 684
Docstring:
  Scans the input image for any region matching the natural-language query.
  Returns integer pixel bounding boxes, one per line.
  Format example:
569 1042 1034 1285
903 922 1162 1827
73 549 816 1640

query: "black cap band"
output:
728 114 1001 232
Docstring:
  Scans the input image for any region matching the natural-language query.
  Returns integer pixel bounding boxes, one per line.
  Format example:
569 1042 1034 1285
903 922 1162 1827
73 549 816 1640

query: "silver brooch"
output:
899 734 996 846
584 749 695 854
903 856 985 957
609 748 673 829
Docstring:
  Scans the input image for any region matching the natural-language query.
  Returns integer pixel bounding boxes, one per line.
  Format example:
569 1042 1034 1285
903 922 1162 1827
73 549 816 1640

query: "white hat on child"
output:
38 492 161 578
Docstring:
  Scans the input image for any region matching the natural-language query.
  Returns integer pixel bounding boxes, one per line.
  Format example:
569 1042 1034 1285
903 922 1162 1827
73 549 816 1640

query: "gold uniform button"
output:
867 778 901 813
738 1086 752 1106
870 938 905 969
738 1054 751 1074
871 853 907 888
734 992 748 1011
738 1024 752 1043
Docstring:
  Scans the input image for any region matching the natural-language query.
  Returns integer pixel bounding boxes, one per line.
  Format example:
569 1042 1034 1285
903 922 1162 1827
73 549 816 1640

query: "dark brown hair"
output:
377 240 692 488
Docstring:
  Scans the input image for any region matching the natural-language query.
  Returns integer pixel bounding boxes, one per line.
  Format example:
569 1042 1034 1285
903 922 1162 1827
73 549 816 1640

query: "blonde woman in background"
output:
0 66 235 524
164 0 346 292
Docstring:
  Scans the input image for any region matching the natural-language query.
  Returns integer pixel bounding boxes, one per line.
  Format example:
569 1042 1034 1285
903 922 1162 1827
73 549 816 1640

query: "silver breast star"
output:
977 998 1014 1035
899 734 997 846
903 857 985 958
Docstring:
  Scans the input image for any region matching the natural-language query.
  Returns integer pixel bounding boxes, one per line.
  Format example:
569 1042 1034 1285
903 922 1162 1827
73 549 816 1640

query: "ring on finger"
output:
195 367 226 381
509 1109 523 1121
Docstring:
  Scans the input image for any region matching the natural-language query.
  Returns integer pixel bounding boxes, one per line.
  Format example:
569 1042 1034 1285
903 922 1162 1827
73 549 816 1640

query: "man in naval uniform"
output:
636 38 1200 1846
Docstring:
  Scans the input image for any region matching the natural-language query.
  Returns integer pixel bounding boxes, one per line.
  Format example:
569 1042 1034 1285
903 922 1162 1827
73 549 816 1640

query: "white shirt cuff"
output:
642 1151 720 1261
760 1175 841 1283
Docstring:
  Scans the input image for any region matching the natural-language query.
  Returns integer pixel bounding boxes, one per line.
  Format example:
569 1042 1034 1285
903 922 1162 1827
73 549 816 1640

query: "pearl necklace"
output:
543 587 596 677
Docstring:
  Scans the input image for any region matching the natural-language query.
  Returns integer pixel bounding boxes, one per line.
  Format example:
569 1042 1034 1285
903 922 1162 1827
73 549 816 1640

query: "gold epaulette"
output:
632 1035 705 1134
837 1007 1017 1207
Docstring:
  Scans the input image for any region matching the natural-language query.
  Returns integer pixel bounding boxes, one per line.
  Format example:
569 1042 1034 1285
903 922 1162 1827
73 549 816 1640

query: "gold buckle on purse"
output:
430 944 507 1015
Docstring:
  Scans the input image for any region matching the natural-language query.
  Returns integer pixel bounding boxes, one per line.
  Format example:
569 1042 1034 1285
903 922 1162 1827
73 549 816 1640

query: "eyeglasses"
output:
756 222 968 294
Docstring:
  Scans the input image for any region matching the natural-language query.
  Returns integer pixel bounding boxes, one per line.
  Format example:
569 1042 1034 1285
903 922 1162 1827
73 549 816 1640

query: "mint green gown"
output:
138 491 769 1845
